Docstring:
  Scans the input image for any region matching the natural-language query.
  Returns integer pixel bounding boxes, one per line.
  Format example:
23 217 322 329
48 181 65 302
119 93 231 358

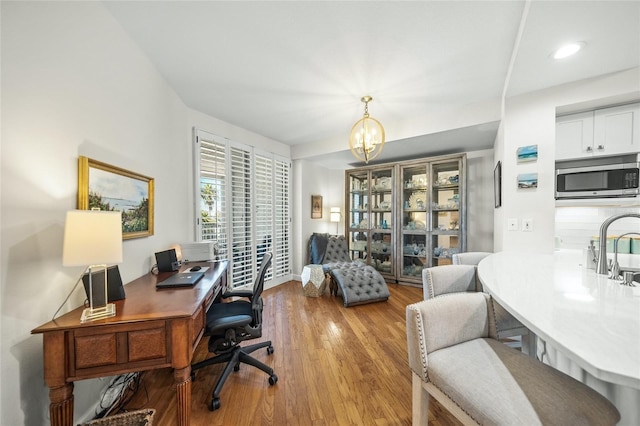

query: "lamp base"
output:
80 303 116 323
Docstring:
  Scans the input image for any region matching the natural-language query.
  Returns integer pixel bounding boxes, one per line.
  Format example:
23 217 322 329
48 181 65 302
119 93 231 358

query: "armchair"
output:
191 252 277 411
406 292 620 425
422 264 530 353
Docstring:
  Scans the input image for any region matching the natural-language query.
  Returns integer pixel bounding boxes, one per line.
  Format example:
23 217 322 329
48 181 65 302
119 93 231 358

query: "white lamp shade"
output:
63 210 123 266
330 207 341 223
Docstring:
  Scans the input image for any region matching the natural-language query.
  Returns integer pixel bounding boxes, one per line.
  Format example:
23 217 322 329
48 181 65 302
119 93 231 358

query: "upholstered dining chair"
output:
422 263 530 354
451 251 492 266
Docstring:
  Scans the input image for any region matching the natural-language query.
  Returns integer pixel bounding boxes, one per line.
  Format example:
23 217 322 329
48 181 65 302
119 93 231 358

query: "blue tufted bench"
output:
307 233 389 307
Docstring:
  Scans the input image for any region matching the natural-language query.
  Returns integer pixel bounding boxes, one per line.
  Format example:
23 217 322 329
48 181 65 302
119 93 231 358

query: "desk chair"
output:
191 252 277 411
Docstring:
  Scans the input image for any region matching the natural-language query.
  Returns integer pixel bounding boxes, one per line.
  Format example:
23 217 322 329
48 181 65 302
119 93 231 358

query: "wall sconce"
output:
330 207 341 235
349 96 385 164
63 210 123 322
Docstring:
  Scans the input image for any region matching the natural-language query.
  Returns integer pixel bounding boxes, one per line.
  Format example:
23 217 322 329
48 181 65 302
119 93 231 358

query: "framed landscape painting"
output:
78 156 154 239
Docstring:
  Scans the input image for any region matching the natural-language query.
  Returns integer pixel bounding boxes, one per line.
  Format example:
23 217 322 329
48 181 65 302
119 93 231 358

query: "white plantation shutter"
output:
274 156 290 278
254 152 274 281
229 144 254 288
195 129 290 288
197 133 228 259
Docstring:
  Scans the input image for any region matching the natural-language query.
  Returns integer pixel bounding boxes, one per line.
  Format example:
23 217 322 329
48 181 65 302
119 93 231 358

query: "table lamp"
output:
63 210 123 323
330 207 341 235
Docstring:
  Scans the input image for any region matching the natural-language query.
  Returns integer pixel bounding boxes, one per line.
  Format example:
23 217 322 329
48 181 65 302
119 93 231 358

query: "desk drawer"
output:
68 321 170 379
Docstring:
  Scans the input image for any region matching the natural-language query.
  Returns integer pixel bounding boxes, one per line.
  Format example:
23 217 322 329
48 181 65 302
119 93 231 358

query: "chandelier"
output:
349 96 385 164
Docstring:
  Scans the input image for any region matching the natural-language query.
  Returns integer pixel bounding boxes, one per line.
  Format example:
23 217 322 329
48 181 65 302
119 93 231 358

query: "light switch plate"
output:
508 218 518 231
522 218 533 232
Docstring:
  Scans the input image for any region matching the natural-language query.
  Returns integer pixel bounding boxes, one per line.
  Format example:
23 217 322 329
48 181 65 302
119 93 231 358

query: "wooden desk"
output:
32 260 228 426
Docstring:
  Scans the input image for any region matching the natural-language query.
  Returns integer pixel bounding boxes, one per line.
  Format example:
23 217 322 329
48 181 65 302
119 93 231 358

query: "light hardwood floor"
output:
124 281 461 425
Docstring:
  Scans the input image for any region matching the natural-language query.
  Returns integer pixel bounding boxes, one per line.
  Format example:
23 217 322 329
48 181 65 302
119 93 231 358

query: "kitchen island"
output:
478 251 640 425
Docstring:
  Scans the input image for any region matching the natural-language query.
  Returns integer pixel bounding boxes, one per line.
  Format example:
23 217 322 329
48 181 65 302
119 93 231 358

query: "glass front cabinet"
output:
346 166 395 279
346 154 466 286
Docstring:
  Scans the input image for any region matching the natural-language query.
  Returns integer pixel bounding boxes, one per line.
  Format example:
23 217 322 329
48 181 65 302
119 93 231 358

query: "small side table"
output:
301 264 326 297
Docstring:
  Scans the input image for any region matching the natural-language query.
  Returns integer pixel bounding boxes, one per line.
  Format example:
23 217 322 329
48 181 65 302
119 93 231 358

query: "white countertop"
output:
477 251 640 390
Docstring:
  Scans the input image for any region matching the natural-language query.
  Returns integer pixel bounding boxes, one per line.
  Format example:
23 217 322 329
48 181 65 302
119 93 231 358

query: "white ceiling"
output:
103 1 640 168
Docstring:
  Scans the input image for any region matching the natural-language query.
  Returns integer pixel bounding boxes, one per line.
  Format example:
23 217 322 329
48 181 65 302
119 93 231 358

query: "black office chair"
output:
191 252 277 411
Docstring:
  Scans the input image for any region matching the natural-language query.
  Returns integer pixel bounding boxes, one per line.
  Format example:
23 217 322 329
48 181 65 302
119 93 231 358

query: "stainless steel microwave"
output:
556 162 639 199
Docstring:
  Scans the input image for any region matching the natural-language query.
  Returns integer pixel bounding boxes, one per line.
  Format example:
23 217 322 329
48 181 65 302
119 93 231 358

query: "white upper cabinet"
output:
556 102 639 161
556 111 594 160
593 103 639 157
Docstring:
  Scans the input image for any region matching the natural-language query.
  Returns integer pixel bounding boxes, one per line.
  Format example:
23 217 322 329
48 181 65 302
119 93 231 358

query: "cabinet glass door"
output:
430 161 461 266
370 168 394 275
347 171 369 261
400 165 428 279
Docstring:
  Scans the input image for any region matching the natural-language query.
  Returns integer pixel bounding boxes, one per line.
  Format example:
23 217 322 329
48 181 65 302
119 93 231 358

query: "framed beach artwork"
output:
517 172 538 189
311 195 323 219
517 145 538 163
78 156 154 239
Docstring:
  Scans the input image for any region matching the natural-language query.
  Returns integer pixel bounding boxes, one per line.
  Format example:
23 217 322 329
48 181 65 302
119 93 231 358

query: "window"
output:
194 129 291 288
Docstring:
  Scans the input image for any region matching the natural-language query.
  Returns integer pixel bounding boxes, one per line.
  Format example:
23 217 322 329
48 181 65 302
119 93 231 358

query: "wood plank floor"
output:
123 281 461 425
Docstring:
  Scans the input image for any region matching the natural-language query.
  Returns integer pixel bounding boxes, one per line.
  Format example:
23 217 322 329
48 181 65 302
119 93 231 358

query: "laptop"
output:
156 272 205 289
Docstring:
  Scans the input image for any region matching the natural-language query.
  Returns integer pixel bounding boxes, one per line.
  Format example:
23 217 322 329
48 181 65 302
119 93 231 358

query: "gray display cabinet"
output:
345 153 466 286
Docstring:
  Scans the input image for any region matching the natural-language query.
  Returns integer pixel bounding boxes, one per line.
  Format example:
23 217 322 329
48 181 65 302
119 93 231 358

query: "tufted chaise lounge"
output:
307 233 389 307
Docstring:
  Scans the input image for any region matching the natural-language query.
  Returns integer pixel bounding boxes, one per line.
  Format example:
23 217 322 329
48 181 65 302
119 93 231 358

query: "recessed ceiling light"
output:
553 42 585 60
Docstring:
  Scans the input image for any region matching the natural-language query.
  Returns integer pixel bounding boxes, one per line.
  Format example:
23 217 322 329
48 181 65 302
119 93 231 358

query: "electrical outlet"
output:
522 218 533 232
508 218 518 231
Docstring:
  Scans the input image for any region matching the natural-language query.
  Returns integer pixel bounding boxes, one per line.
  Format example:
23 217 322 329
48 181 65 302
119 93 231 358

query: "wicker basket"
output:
82 409 155 426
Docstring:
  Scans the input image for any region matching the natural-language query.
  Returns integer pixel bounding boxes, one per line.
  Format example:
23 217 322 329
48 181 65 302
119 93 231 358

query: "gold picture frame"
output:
311 195 322 219
78 156 154 240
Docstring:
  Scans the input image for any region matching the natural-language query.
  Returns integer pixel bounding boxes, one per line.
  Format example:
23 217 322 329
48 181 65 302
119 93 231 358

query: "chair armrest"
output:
222 290 254 300
406 292 493 380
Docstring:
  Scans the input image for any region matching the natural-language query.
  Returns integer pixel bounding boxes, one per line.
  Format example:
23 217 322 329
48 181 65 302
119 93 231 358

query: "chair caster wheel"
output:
268 374 278 386
233 363 240 372
210 397 221 411
267 346 274 355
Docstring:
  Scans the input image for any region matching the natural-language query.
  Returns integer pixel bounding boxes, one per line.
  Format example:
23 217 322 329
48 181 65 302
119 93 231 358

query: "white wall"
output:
291 159 345 277
495 68 640 252
0 2 289 424
1 3 190 424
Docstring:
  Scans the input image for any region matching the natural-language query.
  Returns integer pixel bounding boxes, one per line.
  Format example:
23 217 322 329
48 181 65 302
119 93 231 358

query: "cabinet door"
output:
430 161 462 267
347 171 369 262
399 165 428 282
593 103 640 157
556 111 594 160
370 168 394 276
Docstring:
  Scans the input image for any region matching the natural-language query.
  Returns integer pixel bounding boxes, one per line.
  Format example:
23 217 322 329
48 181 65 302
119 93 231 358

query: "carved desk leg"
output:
174 367 191 426
49 383 74 426
171 318 192 426
44 331 73 426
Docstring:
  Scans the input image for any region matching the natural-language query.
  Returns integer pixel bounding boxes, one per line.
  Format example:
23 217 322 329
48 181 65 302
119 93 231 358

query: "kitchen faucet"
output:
596 213 640 275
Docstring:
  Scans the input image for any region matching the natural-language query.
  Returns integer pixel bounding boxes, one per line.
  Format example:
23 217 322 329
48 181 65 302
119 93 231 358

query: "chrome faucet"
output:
596 213 640 275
